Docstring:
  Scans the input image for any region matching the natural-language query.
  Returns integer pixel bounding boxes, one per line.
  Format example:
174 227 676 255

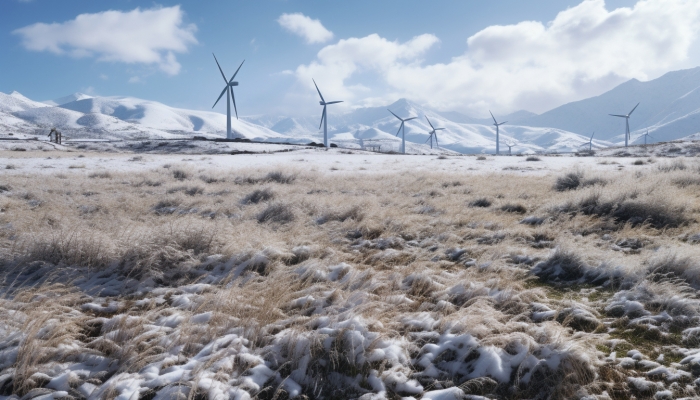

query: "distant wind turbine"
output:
505 142 515 155
388 109 417 154
489 111 507 155
313 79 343 148
586 132 595 151
424 116 445 149
609 103 639 147
211 54 244 140
641 130 656 146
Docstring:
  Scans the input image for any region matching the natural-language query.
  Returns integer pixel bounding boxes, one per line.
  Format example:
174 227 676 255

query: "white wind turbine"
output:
313 79 343 148
641 130 656 146
609 103 639 147
424 116 445 149
489 111 507 155
212 54 244 140
388 109 417 154
505 142 515 155
586 132 595 151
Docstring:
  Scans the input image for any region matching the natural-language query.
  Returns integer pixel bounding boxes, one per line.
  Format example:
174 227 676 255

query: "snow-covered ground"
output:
2 145 700 399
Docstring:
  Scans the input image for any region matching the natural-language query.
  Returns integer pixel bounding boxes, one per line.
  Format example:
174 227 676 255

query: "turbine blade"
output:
609 114 627 118
425 116 435 130
424 135 431 144
590 132 595 140
312 79 325 103
388 109 402 121
404 117 417 121
319 106 326 130
212 53 228 83
435 128 445 131
230 60 245 82
231 89 238 119
396 122 403 137
325 101 343 105
499 121 508 126
628 102 640 116
212 86 227 108
489 110 497 124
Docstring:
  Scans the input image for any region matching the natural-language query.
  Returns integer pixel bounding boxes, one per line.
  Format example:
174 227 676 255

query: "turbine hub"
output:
230 82 239 87
319 101 325 106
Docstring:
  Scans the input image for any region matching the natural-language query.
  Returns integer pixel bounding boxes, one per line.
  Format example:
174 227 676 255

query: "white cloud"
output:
292 0 700 115
128 76 142 84
13 6 197 76
277 13 333 44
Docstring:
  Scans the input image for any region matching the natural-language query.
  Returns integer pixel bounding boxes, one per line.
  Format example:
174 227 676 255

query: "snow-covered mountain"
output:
0 91 609 153
42 92 94 106
517 67 700 143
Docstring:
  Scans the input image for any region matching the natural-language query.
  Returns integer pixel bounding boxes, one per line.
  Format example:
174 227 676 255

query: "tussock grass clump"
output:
172 169 189 180
673 176 700 188
257 203 295 224
0 184 11 193
236 170 296 185
152 199 181 215
476 156 487 160
553 171 606 192
657 160 686 172
531 248 590 283
317 205 364 224
167 186 203 196
241 188 275 204
500 203 527 214
469 198 492 208
556 192 688 229
526 156 541 161
23 233 110 268
632 159 645 165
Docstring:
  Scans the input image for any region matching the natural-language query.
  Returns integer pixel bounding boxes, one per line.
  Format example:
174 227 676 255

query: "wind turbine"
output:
212 54 244 140
388 109 417 154
641 130 656 146
505 142 515 155
424 116 445 149
586 132 595 151
489 111 507 155
609 103 639 147
313 79 343 148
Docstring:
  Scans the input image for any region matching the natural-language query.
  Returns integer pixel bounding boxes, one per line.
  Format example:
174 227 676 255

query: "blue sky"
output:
3 0 699 118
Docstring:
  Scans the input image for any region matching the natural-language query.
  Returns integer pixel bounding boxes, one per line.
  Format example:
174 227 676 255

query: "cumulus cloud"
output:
293 0 700 114
13 6 197 76
278 13 333 44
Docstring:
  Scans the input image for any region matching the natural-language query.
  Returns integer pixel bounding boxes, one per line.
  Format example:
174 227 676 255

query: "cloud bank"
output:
293 0 700 115
13 6 197 76
278 13 333 44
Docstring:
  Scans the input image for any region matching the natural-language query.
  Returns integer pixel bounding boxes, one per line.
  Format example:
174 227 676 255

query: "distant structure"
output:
211 53 245 140
48 128 62 144
586 132 595 151
388 109 417 154
641 130 655 146
313 79 343 148
424 116 445 149
609 103 639 147
489 111 507 155
505 142 515 155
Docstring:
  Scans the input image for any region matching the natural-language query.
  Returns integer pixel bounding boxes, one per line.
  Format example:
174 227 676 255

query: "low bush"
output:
657 160 686 172
317 205 364 224
526 156 541 161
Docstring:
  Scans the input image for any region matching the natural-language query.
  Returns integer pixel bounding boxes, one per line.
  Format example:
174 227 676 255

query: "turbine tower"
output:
388 109 417 154
489 111 507 155
505 142 515 155
212 54 244 140
313 79 343 148
641 130 655 146
609 103 639 147
587 132 595 152
424 116 445 149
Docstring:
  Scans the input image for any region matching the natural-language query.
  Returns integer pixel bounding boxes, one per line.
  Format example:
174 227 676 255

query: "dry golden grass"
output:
1 156 700 399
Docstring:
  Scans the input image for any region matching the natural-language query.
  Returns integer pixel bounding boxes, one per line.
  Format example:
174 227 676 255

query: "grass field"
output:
1 150 700 399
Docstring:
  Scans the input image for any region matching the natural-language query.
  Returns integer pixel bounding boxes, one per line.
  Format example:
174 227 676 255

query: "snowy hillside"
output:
42 92 94 106
0 91 611 153
517 67 700 143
